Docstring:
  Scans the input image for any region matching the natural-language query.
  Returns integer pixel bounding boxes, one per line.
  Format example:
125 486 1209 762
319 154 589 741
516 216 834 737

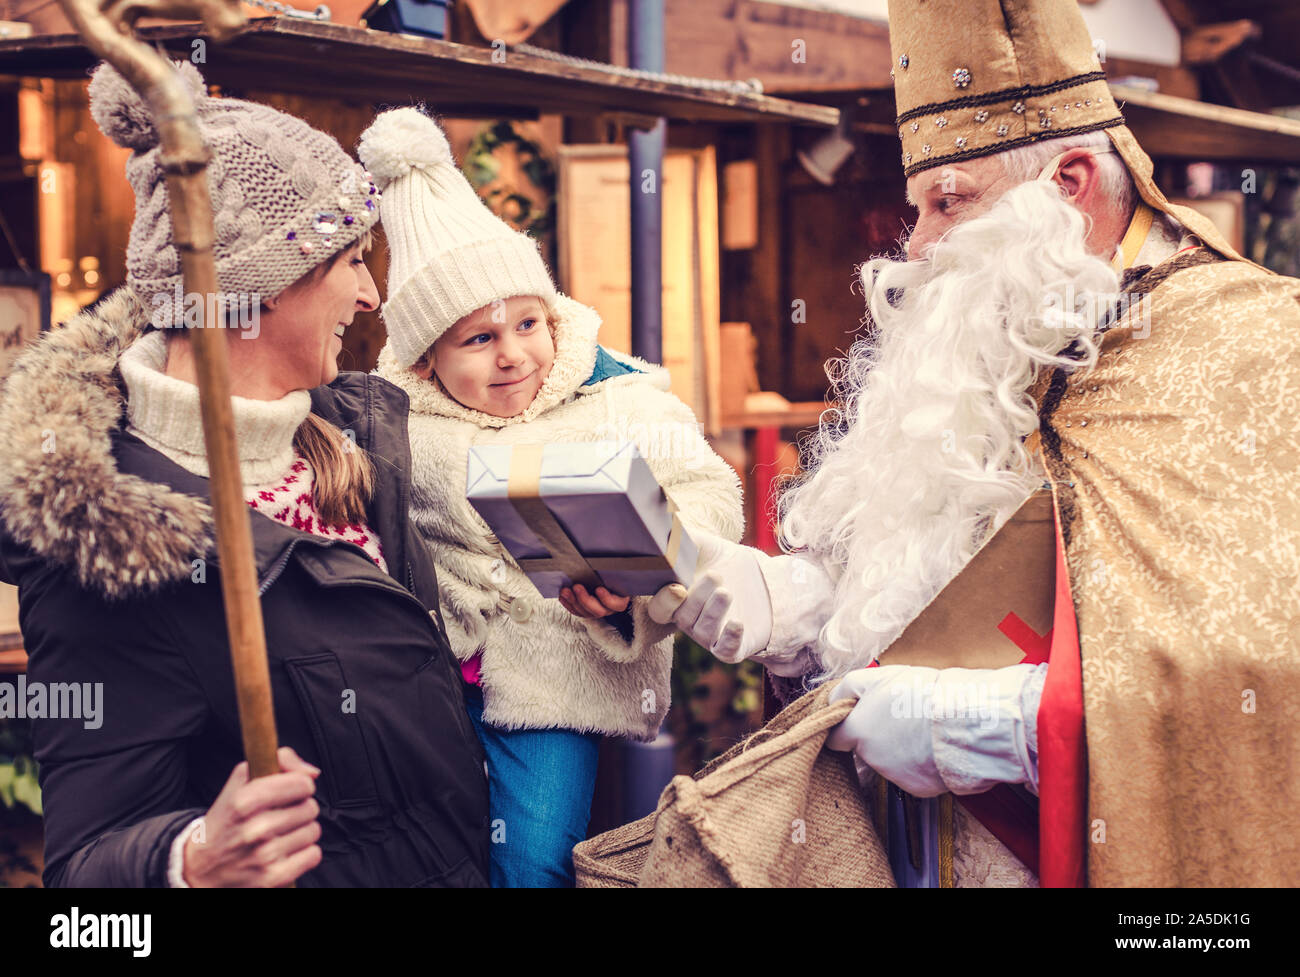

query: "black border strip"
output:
895 70 1111 125
902 116 1126 178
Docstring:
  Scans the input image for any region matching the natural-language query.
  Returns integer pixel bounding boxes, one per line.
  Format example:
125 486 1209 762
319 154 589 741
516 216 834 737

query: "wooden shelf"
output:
0 18 840 127
722 401 828 430
1108 83 1300 163
0 642 26 674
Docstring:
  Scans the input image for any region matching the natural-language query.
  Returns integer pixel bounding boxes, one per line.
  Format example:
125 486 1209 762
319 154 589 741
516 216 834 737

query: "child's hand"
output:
558 584 631 619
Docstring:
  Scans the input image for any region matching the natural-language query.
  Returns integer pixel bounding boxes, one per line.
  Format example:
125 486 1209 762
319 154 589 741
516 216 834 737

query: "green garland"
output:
0 717 40 818
462 121 557 245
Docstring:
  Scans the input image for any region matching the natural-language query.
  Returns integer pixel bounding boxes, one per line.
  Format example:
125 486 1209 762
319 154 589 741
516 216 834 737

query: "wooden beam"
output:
1103 54 1200 100
665 0 892 95
1182 19 1261 66
0 17 840 127
1111 82 1300 163
461 0 570 46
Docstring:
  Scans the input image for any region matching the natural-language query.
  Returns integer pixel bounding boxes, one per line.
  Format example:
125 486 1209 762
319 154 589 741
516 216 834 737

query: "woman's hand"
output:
182 746 324 888
558 583 630 619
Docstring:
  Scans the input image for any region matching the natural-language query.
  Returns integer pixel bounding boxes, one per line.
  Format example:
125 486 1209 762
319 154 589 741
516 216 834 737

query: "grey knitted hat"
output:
88 61 380 328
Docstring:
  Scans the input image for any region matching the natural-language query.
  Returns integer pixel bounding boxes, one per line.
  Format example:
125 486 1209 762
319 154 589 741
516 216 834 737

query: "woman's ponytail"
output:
293 413 375 527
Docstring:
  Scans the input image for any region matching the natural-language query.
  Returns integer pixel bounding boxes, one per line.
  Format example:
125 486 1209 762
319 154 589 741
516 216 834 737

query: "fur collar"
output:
374 292 667 424
0 288 212 598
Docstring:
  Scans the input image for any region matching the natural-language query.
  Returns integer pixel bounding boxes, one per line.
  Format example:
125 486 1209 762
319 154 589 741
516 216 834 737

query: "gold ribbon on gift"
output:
506 444 687 587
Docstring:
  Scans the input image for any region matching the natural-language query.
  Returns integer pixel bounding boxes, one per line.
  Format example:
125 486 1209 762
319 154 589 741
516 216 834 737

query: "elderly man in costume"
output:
653 0 1300 887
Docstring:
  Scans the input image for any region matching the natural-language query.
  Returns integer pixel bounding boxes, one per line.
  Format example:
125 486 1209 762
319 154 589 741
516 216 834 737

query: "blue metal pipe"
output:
627 0 664 365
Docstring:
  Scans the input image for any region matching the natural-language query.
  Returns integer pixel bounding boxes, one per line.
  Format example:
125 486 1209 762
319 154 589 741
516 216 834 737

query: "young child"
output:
358 108 744 888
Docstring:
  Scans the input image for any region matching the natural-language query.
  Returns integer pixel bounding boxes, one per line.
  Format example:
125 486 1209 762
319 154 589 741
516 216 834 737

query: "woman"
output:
0 62 489 887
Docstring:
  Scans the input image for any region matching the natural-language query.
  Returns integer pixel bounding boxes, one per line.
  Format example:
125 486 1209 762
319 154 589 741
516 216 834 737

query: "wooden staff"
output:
57 0 281 779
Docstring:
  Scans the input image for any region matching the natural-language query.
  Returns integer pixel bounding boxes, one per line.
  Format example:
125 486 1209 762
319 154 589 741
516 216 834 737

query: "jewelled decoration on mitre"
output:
887 0 1122 178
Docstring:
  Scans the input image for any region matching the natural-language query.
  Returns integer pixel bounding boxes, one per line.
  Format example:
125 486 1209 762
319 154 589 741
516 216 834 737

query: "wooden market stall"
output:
0 7 843 856
0 10 838 643
1 0 1298 870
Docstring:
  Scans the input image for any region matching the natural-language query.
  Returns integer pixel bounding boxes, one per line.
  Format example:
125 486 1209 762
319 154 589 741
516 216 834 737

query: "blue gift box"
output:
465 441 698 600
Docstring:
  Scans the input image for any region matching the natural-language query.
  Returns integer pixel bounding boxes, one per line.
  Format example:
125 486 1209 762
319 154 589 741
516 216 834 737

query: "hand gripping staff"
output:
55 0 283 782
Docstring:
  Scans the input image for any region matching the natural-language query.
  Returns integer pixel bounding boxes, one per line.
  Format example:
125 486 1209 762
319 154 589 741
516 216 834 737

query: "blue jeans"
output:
464 685 601 888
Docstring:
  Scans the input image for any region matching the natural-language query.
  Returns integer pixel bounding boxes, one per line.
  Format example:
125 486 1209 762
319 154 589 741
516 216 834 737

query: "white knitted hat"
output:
358 108 558 368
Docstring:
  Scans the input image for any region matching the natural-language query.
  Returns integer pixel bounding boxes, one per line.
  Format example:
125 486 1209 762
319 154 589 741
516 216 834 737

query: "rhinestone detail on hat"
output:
1012 101 1025 114
899 54 909 69
935 116 947 128
313 212 338 235
952 67 971 88
905 152 912 164
910 122 920 133
974 109 989 123
955 136 967 150
922 144 931 155
996 124 1009 137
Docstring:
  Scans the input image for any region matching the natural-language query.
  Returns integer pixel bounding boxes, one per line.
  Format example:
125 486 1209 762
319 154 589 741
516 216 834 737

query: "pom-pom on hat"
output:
88 60 380 328
358 107 557 368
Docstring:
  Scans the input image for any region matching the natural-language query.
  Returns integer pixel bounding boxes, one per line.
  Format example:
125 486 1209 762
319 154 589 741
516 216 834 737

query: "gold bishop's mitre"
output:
886 0 1250 264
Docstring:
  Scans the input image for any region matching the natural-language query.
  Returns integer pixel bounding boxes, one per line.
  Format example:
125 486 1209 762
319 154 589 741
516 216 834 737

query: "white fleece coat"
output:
375 294 744 740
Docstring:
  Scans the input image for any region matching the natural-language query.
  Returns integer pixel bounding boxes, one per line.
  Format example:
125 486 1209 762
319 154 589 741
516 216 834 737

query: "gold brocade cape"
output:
1037 247 1300 887
885 0 1293 887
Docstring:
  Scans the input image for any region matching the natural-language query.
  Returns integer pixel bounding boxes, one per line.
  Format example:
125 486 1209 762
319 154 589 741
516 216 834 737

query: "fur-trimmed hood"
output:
0 288 212 599
373 292 669 424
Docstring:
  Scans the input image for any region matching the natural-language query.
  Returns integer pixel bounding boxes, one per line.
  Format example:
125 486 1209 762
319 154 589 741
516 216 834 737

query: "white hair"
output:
998 130 1137 223
779 178 1121 682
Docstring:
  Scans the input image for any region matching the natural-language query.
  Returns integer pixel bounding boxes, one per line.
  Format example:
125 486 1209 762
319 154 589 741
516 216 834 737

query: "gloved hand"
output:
648 533 773 663
826 662 1046 797
827 665 947 797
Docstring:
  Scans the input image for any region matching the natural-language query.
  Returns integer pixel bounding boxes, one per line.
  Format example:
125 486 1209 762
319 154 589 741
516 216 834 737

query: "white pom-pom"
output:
358 107 452 190
88 61 207 152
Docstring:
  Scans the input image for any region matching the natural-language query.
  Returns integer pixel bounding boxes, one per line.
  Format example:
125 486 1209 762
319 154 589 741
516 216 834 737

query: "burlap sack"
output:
574 685 895 888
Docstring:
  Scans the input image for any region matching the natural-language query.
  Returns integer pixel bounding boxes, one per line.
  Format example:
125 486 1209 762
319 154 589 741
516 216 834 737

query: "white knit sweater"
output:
119 331 388 571
120 331 310 486
375 294 744 740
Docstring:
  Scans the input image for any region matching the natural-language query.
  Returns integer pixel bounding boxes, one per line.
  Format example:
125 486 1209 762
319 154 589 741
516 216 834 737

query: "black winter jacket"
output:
0 288 490 887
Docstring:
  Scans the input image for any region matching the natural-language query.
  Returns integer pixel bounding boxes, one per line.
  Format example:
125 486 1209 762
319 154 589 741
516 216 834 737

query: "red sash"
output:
1036 498 1088 887
951 500 1087 885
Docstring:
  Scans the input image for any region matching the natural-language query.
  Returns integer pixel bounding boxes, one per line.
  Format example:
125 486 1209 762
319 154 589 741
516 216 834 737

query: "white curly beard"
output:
779 179 1122 682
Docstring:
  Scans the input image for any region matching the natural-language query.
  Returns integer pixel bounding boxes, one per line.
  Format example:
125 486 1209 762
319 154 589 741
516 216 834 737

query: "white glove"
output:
648 534 773 663
826 662 1046 798
827 665 946 796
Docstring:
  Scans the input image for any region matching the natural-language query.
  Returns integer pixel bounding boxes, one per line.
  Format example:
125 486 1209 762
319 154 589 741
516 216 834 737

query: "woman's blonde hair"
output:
293 411 374 527
291 232 376 526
